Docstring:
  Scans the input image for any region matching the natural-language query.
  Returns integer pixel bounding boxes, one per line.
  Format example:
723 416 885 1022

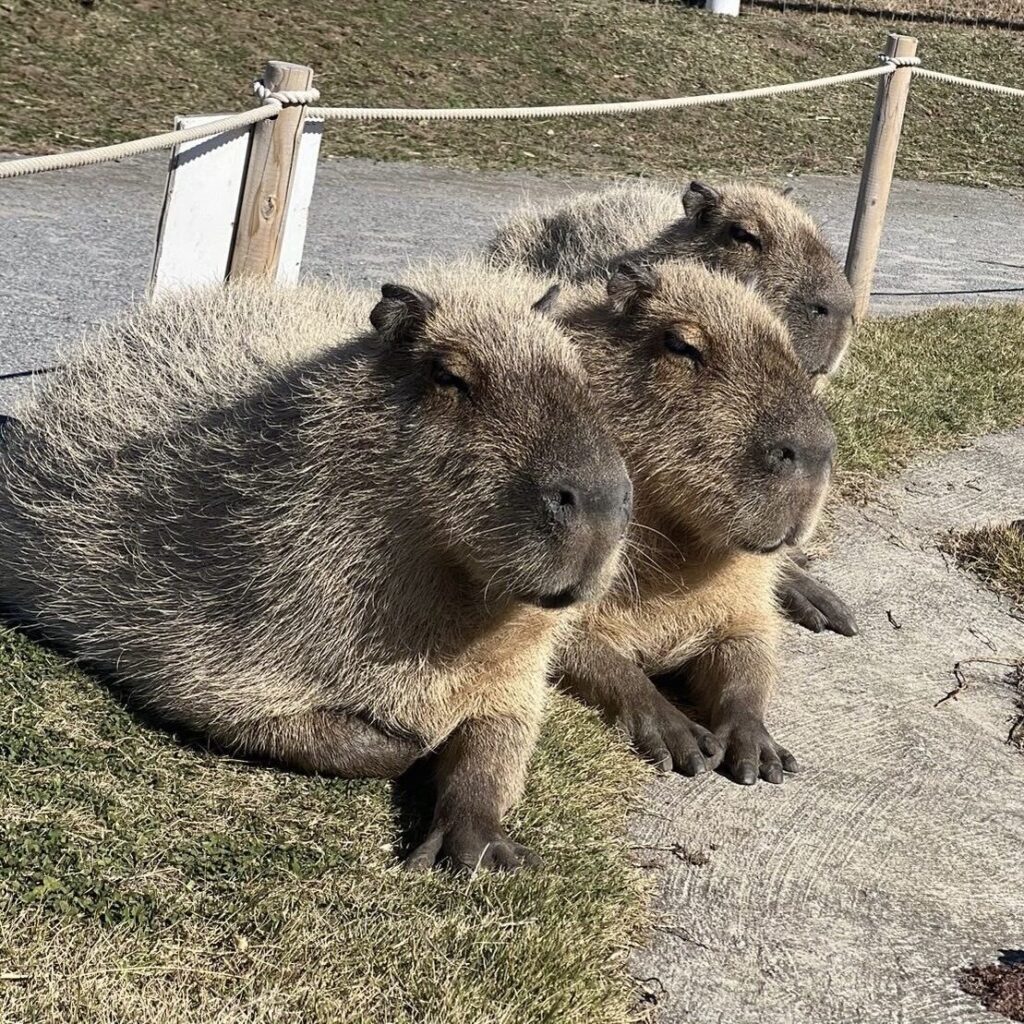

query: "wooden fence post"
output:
228 61 314 281
845 33 918 320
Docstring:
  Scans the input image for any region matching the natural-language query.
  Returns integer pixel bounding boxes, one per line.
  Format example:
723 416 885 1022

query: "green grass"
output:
940 520 1024 610
4 0 1024 186
828 303 1024 496
0 631 651 1024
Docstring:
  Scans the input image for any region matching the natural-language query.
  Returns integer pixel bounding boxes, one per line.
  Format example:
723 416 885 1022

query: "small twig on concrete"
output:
935 662 969 706
887 609 903 630
968 624 998 652
635 974 667 1006
935 658 1022 708
651 926 715 950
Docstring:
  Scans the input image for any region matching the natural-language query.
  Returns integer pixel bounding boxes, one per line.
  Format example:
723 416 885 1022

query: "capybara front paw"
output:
778 568 858 637
714 714 799 786
405 824 542 874
617 692 723 776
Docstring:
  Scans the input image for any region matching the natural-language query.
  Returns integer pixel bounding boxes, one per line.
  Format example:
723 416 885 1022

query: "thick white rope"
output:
912 67 1024 99
307 64 894 122
0 79 321 181
0 58 1019 182
252 81 321 106
0 104 279 181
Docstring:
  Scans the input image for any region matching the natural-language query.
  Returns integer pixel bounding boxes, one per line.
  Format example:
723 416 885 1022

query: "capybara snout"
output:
757 425 836 483
518 444 633 608
539 476 632 527
784 285 855 377
742 397 836 552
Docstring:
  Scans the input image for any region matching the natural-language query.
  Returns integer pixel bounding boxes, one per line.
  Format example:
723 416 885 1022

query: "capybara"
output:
548 259 836 783
0 268 631 871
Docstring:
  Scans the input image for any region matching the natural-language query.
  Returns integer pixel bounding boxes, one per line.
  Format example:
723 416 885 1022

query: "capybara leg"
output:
219 711 425 778
778 555 858 637
557 635 721 776
687 637 798 787
405 716 541 873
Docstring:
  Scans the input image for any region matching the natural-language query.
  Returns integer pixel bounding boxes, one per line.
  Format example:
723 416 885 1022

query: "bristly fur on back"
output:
487 181 682 283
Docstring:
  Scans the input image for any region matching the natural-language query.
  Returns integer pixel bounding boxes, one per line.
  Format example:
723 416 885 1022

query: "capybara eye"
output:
663 331 704 366
430 359 470 395
728 224 761 250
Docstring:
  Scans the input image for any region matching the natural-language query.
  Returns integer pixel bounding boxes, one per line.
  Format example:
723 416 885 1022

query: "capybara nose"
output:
543 473 632 527
763 435 835 479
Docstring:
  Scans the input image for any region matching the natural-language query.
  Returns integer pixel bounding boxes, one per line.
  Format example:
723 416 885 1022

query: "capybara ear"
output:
369 284 436 345
682 180 721 219
531 283 561 315
607 260 658 314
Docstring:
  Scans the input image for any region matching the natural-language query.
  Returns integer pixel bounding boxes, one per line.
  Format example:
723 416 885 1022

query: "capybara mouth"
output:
738 521 808 556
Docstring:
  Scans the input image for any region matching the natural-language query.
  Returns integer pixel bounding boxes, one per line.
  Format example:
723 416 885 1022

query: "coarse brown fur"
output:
547 259 836 783
0 266 631 871
487 178 855 377
489 179 860 639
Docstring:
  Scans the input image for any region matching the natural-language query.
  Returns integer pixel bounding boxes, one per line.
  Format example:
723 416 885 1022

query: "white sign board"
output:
150 115 322 296
279 119 323 285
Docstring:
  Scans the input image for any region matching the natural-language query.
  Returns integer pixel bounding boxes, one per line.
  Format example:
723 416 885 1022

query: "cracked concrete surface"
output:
632 430 1024 1024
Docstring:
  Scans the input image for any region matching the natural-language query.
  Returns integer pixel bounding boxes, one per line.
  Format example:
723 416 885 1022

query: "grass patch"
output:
745 0 1024 25
939 522 1024 748
940 521 1024 610
0 630 650 1024
828 303 1024 496
5 0 1024 186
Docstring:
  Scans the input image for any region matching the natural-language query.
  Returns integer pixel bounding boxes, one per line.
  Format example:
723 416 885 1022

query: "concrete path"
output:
2 157 1023 1021
2 155 1023 410
633 430 1024 1024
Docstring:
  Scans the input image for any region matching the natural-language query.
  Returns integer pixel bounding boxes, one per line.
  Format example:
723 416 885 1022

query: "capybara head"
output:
649 181 855 378
368 268 631 609
565 260 835 556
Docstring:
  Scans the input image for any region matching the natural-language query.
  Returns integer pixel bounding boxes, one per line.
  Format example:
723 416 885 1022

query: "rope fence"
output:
306 63 901 122
911 67 1024 97
0 54 1017 181
0 105 279 181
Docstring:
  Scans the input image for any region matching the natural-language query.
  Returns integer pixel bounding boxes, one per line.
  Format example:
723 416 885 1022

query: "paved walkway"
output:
632 430 1024 1023
2 155 1022 409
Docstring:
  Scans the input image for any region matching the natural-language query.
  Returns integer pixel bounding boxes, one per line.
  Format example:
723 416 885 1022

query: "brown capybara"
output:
488 178 858 638
548 258 836 784
0 268 631 872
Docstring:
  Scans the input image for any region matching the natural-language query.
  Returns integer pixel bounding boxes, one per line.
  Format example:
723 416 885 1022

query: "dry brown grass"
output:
742 0 1024 26
4 0 1024 186
940 521 1024 611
